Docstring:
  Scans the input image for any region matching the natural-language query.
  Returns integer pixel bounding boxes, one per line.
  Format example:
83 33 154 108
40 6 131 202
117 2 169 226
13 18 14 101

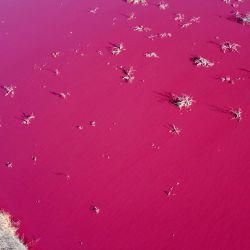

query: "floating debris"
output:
181 16 200 28
158 2 169 10
21 113 35 125
145 52 159 58
111 43 125 55
89 7 99 14
169 124 181 135
192 56 214 68
90 206 100 214
220 76 235 84
128 12 136 20
121 66 135 83
174 13 185 22
51 51 60 58
189 16 200 23
126 0 148 6
230 108 242 121
133 25 151 32
102 153 111 159
54 69 60 75
223 0 244 7
220 41 240 53
164 186 176 196
236 12 250 25
147 32 172 40
181 22 192 28
171 94 195 110
32 155 37 164
76 125 84 130
147 34 158 40
1 85 16 97
50 91 70 99
5 161 13 168
151 143 160 150
159 32 172 38
89 121 96 127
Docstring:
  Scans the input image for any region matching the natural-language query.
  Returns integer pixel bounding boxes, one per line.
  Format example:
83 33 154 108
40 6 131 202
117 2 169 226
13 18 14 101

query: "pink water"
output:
0 0 250 249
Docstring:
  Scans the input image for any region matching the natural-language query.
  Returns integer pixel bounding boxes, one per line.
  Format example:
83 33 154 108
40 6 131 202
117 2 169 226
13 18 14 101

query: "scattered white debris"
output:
89 7 99 14
220 76 235 84
169 124 181 135
111 43 125 55
52 51 60 58
193 56 214 68
128 12 136 20
181 22 192 28
147 32 172 40
98 50 104 56
145 52 159 58
172 94 195 110
151 143 160 150
133 25 151 32
165 186 176 196
159 32 172 38
230 108 242 121
236 12 250 25
190 16 200 23
126 0 148 5
220 41 240 53
181 16 200 28
121 66 135 83
174 13 185 22
158 2 169 10
1 85 16 97
147 34 158 40
21 113 35 125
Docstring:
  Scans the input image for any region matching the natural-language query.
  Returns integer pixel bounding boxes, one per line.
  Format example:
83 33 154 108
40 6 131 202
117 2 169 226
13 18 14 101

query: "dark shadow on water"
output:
154 91 175 104
209 105 230 114
239 68 250 73
208 40 220 48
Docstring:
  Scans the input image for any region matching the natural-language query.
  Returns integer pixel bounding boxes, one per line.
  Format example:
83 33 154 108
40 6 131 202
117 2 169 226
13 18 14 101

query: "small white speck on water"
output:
102 154 111 159
90 121 96 127
89 7 99 14
32 155 37 164
98 50 104 56
169 124 181 135
151 143 160 150
128 12 136 20
77 125 84 130
21 113 35 125
5 161 13 168
90 205 100 214
51 51 60 58
1 85 16 97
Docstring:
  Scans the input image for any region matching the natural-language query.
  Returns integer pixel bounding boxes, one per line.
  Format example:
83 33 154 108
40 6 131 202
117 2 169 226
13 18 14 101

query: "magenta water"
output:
0 0 250 249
